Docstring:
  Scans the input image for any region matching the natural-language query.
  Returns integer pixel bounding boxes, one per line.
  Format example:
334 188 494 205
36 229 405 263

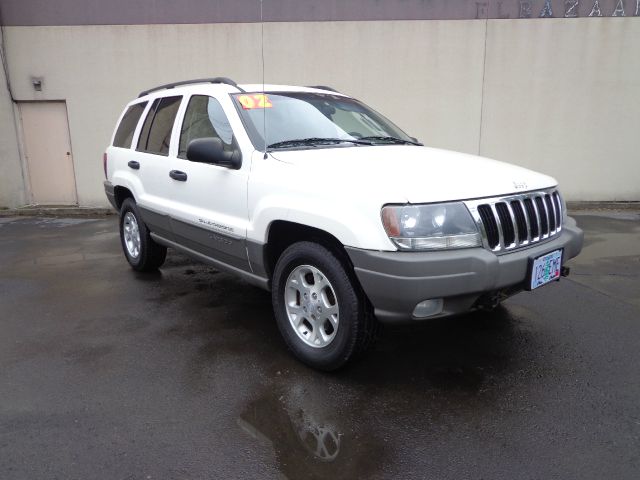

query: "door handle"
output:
128 161 140 170
169 170 188 182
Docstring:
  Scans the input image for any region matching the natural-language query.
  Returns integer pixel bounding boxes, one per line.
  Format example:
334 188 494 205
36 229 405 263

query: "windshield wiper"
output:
358 136 423 146
267 137 372 149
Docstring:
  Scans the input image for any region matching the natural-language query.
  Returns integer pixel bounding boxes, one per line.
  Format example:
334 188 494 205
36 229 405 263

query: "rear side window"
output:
137 99 158 152
113 102 147 148
136 96 182 155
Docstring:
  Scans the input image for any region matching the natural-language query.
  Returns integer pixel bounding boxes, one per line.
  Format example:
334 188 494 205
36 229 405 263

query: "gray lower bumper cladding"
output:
346 217 584 324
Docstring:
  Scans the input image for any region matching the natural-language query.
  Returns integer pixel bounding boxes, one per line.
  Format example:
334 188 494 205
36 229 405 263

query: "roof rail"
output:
138 77 245 97
306 85 340 93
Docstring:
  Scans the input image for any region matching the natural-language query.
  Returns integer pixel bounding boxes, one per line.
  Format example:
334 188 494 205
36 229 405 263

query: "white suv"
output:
104 77 583 370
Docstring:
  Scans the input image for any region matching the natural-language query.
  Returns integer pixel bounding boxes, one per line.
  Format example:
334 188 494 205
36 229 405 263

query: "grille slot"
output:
495 203 515 247
535 196 549 236
544 194 556 232
468 189 563 253
478 204 499 249
510 200 528 243
552 191 562 226
523 198 539 239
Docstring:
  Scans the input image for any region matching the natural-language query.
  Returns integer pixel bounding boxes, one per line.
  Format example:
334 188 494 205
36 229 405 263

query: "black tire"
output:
271 241 378 371
119 198 167 272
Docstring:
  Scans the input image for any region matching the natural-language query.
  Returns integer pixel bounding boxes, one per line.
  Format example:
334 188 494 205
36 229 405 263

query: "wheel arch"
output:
113 185 135 210
262 220 355 282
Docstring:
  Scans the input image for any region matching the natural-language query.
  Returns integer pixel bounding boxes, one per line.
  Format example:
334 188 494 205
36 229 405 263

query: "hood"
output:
270 145 557 204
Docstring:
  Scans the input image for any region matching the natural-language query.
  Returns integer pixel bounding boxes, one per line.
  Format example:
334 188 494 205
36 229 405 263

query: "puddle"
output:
239 382 388 479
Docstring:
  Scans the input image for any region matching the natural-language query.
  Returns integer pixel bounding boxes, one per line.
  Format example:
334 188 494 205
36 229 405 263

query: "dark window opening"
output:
179 95 236 159
113 102 147 148
136 96 182 155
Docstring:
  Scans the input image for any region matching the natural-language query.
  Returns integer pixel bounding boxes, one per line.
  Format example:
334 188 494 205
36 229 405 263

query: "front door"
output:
18 101 77 205
167 93 250 271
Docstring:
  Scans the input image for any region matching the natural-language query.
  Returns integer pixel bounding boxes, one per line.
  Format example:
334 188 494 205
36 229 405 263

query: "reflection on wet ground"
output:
1 212 639 479
567 211 640 307
234 308 521 479
238 385 387 479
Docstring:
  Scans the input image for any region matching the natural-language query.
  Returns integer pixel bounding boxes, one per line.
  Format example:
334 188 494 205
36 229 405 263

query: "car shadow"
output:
339 306 524 392
158 255 530 395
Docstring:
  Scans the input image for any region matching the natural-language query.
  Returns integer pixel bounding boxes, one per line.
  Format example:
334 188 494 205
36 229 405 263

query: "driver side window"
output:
179 95 235 159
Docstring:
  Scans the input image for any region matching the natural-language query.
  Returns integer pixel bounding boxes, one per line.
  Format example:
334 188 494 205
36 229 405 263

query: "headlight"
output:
381 202 481 250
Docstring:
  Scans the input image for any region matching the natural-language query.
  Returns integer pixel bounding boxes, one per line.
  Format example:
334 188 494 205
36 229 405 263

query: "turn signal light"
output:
381 207 400 237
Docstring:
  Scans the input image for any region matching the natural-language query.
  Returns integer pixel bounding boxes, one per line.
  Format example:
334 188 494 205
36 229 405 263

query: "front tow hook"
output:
561 266 571 277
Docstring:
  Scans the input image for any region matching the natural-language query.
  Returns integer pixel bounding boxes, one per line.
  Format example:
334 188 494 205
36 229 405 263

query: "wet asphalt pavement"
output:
1 211 639 480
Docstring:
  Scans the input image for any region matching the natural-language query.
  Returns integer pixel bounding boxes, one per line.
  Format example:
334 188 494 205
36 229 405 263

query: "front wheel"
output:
119 198 167 272
271 241 378 371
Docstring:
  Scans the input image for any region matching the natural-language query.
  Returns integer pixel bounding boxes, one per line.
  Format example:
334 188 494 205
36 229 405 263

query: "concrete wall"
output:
262 20 486 157
2 23 264 207
481 18 640 201
0 39 25 208
1 18 638 206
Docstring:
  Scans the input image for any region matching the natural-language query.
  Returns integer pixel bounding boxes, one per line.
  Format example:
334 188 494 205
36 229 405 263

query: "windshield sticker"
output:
237 94 273 110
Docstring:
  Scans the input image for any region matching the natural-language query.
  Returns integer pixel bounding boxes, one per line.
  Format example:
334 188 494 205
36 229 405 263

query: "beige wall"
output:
1 19 638 207
481 18 640 201
0 48 26 208
262 20 486 156
2 23 263 207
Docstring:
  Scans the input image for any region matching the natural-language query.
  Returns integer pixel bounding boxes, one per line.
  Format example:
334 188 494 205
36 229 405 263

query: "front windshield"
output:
232 92 415 150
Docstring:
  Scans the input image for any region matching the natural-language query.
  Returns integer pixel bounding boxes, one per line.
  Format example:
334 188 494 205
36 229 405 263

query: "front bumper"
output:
346 216 584 324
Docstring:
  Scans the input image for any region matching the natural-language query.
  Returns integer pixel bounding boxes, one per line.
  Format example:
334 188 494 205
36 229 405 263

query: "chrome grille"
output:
465 189 563 253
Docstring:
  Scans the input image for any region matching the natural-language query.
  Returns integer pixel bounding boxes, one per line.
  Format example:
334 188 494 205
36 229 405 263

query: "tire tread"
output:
119 198 167 272
272 241 378 370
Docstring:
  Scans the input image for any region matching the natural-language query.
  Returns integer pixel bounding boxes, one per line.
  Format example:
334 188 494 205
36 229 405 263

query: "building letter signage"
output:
612 0 626 16
540 0 554 16
393 0 640 20
519 1 533 17
565 0 580 17
475 2 488 19
589 0 603 16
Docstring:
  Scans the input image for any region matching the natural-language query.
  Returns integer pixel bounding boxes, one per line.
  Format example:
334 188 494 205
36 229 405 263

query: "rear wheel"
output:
119 198 167 272
271 241 378 371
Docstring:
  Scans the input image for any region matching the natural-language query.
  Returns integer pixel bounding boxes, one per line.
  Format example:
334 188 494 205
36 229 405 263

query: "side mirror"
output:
186 137 242 169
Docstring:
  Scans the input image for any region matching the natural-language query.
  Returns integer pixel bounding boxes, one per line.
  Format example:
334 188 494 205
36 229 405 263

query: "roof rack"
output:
138 77 245 97
306 85 340 93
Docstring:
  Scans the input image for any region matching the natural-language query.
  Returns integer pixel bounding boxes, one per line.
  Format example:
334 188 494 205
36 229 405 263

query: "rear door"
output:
129 95 183 240
165 94 250 271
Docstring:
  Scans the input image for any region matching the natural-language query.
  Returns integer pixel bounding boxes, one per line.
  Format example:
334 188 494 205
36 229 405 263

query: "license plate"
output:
528 249 563 290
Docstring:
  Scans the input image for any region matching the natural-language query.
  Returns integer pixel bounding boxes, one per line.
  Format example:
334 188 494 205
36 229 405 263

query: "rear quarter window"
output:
113 102 147 148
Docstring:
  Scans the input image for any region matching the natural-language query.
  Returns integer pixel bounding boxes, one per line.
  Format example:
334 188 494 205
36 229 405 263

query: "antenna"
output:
260 0 267 159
